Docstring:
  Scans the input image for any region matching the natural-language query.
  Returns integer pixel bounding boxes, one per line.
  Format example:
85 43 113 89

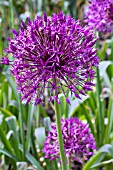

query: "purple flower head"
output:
2 11 99 105
85 0 113 32
43 117 96 163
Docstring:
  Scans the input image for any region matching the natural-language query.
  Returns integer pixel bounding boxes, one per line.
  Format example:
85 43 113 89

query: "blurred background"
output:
0 0 113 170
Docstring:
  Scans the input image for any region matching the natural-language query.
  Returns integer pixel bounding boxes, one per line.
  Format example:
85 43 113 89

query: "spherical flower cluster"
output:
2 11 99 105
85 0 113 32
43 117 96 163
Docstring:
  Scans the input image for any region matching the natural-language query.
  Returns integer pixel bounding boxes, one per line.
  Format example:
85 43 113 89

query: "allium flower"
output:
43 118 96 163
2 12 99 105
85 0 113 32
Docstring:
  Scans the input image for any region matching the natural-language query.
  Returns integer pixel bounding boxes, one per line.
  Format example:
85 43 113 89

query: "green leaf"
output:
97 41 107 61
0 124 15 155
83 143 113 170
70 0 77 18
43 117 51 131
105 98 113 143
5 116 19 143
26 152 43 170
19 144 44 170
5 75 25 159
81 104 97 141
58 93 68 118
69 94 89 117
35 127 46 149
0 148 18 161
4 73 20 107
106 64 113 81
91 159 113 168
25 104 35 152
16 162 27 170
100 144 113 157
0 107 13 117
8 100 18 109
5 116 21 159
83 152 102 170
99 61 112 88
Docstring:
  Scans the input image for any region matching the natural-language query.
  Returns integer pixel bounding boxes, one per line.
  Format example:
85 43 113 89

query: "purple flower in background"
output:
43 117 96 163
85 0 113 32
2 11 99 105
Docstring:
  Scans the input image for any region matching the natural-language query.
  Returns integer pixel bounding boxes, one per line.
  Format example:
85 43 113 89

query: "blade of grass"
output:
9 0 14 28
83 152 102 170
3 3 7 48
0 148 18 161
91 159 113 169
5 74 25 159
81 104 97 143
28 0 33 19
104 97 113 143
0 124 15 155
35 127 46 149
0 21 3 54
96 67 103 146
6 116 21 160
30 126 37 158
0 107 13 116
70 0 77 18
19 144 44 170
25 104 35 152
26 152 44 170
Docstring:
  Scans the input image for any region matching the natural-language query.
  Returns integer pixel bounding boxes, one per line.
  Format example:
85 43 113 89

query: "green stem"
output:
62 0 65 12
10 0 14 28
43 0 46 12
70 0 77 19
54 100 67 170
0 22 3 54
3 5 7 48
68 157 71 170
28 0 33 19
19 101 25 160
35 0 38 13
111 43 113 91
96 67 102 146
36 105 40 127
25 104 35 152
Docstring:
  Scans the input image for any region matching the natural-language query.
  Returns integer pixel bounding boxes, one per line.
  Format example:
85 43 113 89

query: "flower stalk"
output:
54 99 67 170
96 67 103 146
68 157 71 170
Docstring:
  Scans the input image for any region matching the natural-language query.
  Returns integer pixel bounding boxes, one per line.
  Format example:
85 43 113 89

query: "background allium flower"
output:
43 117 96 163
85 0 113 32
2 11 99 105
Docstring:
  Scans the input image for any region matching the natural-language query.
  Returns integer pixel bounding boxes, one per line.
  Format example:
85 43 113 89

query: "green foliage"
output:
0 0 113 169
83 143 113 169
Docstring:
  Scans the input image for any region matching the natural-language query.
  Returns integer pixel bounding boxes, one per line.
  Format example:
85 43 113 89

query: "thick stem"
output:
54 100 67 170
